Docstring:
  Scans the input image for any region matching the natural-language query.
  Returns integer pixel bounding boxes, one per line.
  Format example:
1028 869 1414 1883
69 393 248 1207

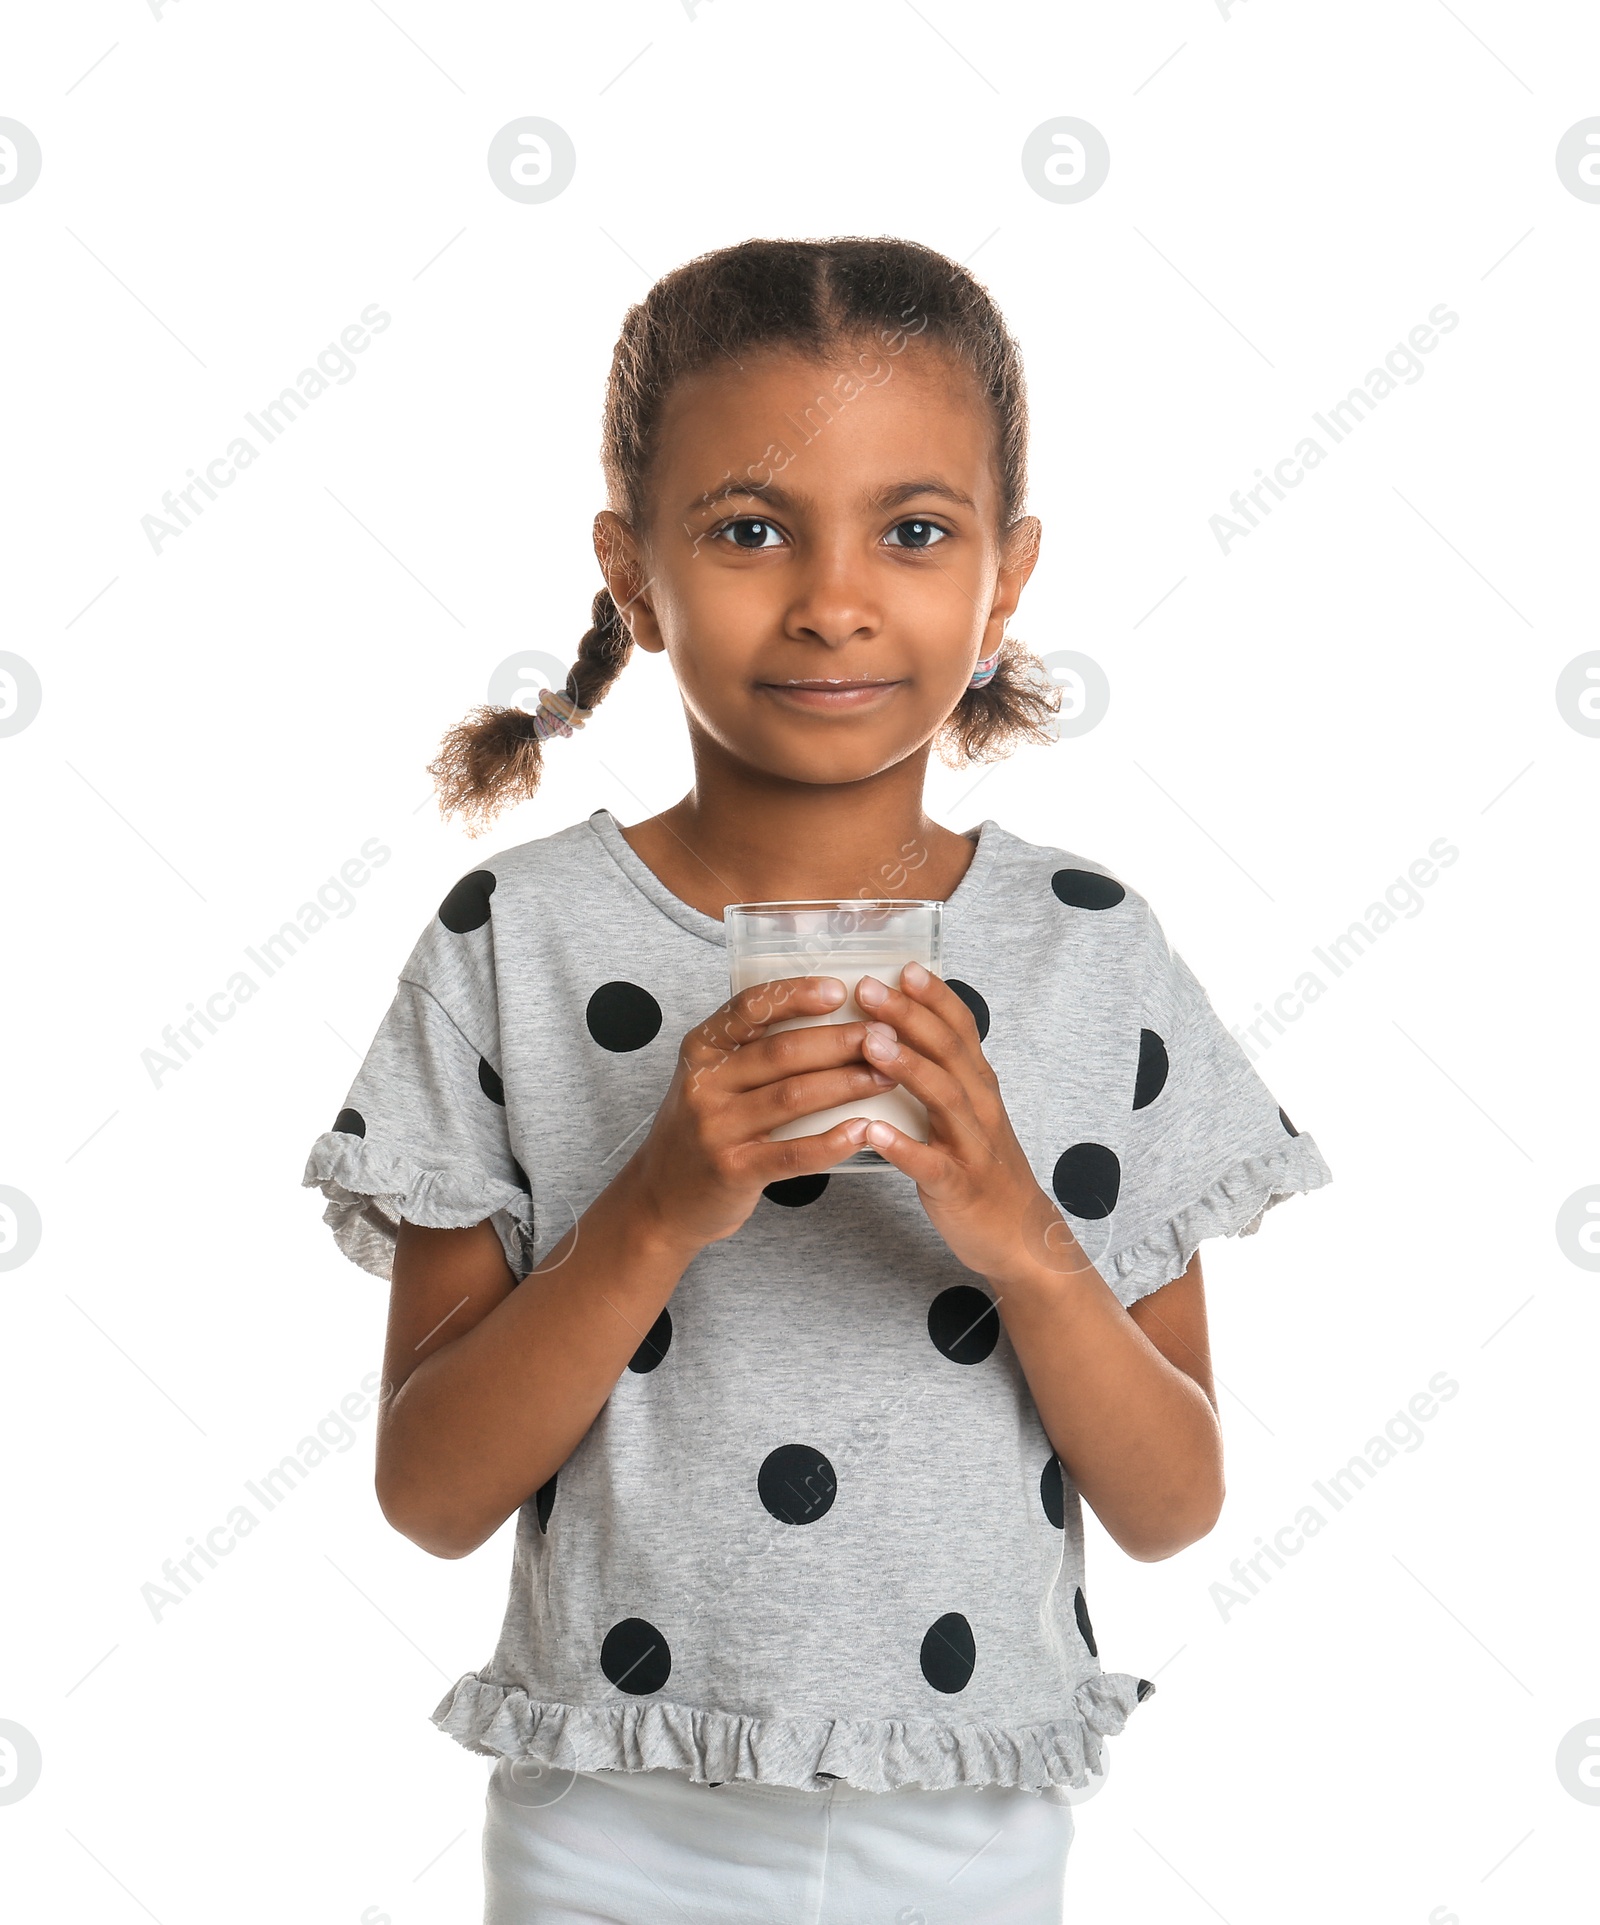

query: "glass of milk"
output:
724 899 943 1172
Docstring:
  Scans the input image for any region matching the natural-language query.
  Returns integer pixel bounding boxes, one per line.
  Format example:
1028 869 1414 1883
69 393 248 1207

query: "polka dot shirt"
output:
303 808 1331 1794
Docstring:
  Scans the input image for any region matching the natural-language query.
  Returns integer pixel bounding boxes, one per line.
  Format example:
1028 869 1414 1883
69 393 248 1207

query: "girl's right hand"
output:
624 976 892 1251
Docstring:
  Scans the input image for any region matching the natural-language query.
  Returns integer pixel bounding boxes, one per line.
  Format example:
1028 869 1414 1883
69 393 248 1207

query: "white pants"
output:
483 1760 1074 1924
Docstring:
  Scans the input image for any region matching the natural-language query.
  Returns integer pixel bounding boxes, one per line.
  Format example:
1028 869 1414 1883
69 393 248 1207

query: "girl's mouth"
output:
758 678 904 712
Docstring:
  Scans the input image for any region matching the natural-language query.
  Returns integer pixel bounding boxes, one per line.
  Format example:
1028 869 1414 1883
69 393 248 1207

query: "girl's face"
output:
596 343 1040 789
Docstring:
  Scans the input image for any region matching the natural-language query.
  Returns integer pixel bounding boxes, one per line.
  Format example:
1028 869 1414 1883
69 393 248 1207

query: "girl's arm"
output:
376 1184 699 1560
988 1246 1223 1563
374 977 894 1558
849 966 1225 1563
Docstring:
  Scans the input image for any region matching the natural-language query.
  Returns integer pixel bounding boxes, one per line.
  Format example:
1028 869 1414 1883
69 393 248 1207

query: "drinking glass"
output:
724 898 944 1172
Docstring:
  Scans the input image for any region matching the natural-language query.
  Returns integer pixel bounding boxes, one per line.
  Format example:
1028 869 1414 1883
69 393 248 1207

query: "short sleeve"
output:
301 978 535 1284
1095 906 1332 1308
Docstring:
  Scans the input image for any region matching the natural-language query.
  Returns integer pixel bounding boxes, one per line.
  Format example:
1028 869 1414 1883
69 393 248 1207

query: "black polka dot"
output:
1052 1143 1121 1219
1074 1586 1098 1657
1133 1030 1168 1110
927 1286 1000 1365
763 1174 829 1208
627 1309 671 1374
478 1057 505 1106
333 1107 365 1138
1279 1106 1299 1137
586 982 664 1053
920 1612 976 1693
946 979 990 1041
1136 1678 1155 1702
757 1444 837 1525
534 1473 556 1534
510 1157 530 1193
438 870 496 933
1051 868 1125 911
600 1617 671 1695
1040 1456 1065 1529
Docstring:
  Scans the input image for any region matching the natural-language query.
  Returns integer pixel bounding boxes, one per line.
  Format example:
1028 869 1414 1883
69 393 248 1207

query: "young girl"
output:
304 236 1331 1924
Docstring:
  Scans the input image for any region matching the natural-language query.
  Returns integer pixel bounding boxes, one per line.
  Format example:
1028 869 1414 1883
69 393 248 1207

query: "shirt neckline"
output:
585 806 1004 949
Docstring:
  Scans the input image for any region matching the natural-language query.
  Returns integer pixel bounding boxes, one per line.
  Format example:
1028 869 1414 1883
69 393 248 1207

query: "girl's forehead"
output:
664 339 982 419
650 344 999 500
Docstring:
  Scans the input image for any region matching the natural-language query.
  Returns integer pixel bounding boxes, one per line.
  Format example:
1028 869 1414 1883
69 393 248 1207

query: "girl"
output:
304 236 1331 1924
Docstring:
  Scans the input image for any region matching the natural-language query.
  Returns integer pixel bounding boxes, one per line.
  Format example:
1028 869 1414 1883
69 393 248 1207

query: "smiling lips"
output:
761 677 903 711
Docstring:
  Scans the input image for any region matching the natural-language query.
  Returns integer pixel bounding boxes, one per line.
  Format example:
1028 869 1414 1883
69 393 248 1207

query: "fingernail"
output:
817 977 846 1004
868 1070 895 1088
901 960 928 989
863 1024 897 1059
844 1117 870 1143
856 975 886 1006
867 1121 895 1147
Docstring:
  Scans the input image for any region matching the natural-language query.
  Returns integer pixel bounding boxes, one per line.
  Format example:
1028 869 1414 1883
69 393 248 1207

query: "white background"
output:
3 2 1598 1920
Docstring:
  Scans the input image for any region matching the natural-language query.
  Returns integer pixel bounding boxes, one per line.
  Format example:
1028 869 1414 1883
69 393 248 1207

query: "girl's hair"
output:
430 236 1059 832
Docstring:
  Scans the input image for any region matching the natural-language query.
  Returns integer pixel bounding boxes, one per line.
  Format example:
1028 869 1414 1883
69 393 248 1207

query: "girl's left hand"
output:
854 963 1080 1286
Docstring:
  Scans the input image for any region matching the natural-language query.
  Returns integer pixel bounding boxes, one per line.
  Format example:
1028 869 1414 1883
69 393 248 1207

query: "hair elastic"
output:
968 648 1001 690
529 684 592 741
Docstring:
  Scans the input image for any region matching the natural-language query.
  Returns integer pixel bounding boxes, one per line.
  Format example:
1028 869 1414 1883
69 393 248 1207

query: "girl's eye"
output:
714 517 783 550
884 519 948 550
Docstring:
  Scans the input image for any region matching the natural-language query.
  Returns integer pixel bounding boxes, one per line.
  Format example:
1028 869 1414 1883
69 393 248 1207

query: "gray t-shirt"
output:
303 808 1331 1794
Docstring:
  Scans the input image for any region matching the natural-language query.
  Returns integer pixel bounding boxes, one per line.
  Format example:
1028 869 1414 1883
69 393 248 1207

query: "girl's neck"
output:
616 741 978 919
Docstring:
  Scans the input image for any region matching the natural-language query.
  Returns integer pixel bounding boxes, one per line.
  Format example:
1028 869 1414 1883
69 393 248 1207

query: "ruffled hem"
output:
1105 1132 1332 1307
429 1670 1151 1793
301 1132 536 1282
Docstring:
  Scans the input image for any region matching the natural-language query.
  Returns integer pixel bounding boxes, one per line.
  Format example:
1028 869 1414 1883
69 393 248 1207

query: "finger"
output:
734 1115 874 1184
898 960 988 1049
860 1026 998 1165
739 1062 897 1135
681 976 847 1069
853 967 972 1074
716 1019 874 1095
859 1025 970 1126
859 1118 952 1190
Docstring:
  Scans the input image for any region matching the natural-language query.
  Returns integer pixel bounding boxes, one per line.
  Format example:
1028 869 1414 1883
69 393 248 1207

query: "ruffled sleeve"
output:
301 976 536 1284
1093 904 1332 1307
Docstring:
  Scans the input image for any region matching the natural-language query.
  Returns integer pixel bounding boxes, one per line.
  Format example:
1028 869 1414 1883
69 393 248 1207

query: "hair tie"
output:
968 648 1001 690
529 684 592 741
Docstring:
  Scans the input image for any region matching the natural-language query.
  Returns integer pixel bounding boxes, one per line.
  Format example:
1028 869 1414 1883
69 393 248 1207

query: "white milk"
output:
729 952 930 1145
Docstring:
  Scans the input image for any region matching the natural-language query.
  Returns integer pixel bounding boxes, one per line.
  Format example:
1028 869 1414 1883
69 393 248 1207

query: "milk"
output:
729 951 931 1145
725 898 944 1172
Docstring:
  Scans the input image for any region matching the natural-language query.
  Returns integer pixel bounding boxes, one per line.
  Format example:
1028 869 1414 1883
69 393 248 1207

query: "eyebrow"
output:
683 476 977 516
686 478 787 514
874 479 976 512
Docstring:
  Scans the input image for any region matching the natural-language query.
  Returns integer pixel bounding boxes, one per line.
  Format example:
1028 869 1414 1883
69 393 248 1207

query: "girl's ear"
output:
981 516 1042 650
593 511 666 655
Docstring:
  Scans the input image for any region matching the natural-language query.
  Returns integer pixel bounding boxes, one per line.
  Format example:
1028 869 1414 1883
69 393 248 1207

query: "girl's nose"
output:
782 545 881 650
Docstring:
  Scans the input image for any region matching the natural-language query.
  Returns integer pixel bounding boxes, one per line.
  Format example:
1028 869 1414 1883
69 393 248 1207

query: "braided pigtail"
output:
428 588 634 836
